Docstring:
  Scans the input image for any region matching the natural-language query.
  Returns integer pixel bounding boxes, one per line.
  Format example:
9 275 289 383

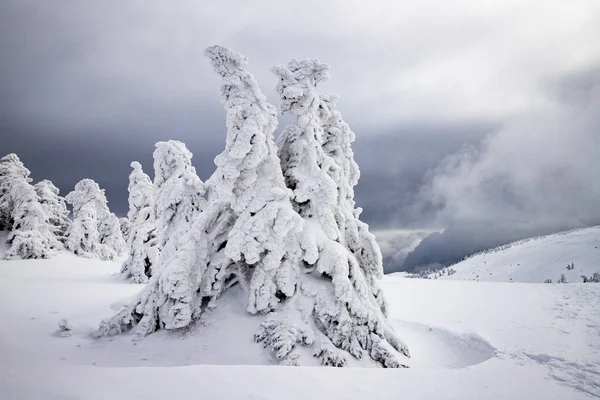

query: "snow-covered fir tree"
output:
0 154 31 231
94 46 408 368
320 93 389 315
64 179 122 260
153 141 206 265
4 179 61 260
119 217 131 242
120 162 158 283
268 59 409 367
99 212 126 254
34 179 70 243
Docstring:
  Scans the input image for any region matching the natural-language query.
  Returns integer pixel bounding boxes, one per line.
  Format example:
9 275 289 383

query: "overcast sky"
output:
2 0 599 237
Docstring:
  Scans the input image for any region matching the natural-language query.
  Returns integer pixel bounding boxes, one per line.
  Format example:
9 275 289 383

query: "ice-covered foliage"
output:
0 154 31 231
204 45 304 315
119 217 131 242
95 45 301 337
64 179 121 260
120 162 158 283
94 46 407 369
4 179 61 260
153 141 206 265
266 59 409 367
34 180 70 242
99 213 126 254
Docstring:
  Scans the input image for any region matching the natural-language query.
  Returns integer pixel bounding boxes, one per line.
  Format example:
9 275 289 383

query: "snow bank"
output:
440 226 600 283
1 254 598 399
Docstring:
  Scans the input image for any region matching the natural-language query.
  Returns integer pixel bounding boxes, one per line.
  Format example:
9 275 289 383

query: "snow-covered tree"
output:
4 179 61 259
120 162 158 283
268 59 409 367
34 179 70 242
99 212 126 254
94 46 408 369
320 93 389 314
0 154 31 231
94 45 301 337
153 141 206 265
64 179 121 260
119 217 131 242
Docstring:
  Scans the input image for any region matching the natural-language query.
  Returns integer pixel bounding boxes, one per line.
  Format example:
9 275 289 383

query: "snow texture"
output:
64 179 123 260
120 162 158 283
1 249 598 399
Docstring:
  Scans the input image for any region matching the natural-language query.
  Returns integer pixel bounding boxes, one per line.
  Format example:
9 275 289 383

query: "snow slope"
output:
439 226 600 283
1 251 599 399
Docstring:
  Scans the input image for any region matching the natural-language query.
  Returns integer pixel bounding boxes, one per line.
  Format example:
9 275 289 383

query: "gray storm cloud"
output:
1 0 600 272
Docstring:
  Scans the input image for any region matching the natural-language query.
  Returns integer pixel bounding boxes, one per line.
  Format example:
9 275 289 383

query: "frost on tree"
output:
99 213 127 254
0 154 61 259
0 154 31 231
94 46 408 369
34 179 71 243
119 217 131 242
120 162 158 283
64 179 122 260
265 59 410 367
4 179 61 260
153 141 206 265
94 45 302 338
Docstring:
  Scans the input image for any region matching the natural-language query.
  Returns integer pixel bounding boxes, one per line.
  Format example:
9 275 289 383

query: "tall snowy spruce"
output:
64 179 124 260
34 180 71 243
94 46 408 368
153 141 206 265
268 59 409 367
120 162 158 283
0 154 61 259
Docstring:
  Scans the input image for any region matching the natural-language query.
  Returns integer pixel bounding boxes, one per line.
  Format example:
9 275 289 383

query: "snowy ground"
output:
439 226 600 283
1 246 599 398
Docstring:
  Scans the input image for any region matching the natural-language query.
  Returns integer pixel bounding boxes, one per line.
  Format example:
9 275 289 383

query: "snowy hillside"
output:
1 253 599 399
438 226 600 283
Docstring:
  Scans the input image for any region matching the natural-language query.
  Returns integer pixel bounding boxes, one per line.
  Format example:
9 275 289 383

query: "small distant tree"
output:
583 272 600 283
121 162 158 283
64 179 119 260
119 217 131 242
544 278 552 283
4 179 61 259
98 213 126 254
0 154 31 231
566 262 575 271
558 273 567 284
34 179 70 242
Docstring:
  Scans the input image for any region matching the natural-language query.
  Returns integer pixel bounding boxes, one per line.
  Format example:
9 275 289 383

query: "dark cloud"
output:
1 0 599 269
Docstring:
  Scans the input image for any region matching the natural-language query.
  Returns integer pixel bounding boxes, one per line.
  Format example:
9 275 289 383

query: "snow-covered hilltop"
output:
435 226 600 283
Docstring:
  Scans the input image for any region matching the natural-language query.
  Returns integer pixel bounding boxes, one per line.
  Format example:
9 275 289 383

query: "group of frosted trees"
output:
0 155 125 260
93 46 410 368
